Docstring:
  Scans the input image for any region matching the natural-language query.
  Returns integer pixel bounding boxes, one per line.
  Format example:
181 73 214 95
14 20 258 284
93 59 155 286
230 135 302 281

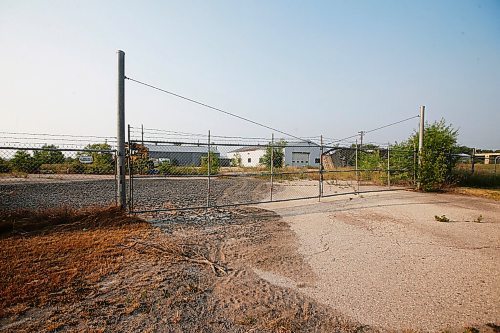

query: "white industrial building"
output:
284 142 321 167
226 146 267 167
227 141 321 167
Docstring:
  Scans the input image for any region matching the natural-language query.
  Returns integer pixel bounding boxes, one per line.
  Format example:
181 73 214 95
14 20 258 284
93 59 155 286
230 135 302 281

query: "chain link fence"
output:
451 149 500 188
127 127 417 219
0 138 118 211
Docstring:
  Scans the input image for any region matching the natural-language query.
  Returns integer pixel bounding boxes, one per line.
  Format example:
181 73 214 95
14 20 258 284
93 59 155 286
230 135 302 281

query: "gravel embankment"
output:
0 177 269 211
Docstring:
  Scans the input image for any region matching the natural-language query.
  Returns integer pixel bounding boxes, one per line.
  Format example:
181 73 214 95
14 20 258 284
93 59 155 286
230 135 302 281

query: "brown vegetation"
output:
0 207 147 318
0 206 367 332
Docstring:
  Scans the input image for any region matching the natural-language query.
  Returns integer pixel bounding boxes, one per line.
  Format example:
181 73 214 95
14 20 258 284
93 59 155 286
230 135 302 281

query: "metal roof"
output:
144 144 219 153
228 146 267 153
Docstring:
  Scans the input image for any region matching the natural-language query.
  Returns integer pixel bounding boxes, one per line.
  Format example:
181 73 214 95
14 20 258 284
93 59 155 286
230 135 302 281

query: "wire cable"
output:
125 76 318 145
327 115 419 145
364 115 419 134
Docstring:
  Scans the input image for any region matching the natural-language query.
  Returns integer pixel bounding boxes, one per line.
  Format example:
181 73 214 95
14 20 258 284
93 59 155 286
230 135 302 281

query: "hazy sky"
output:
1 0 499 148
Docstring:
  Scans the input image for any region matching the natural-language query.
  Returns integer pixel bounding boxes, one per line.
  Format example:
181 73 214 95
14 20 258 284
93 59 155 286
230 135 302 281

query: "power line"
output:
134 127 323 142
327 115 419 145
364 115 419 134
125 76 318 145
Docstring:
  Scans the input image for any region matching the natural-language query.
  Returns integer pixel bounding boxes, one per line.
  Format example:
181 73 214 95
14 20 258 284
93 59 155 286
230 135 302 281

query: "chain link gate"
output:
125 126 417 219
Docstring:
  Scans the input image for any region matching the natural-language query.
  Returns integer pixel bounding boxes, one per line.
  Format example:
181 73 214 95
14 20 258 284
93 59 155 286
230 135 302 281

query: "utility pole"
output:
141 124 144 145
417 105 425 190
358 131 365 148
117 50 126 209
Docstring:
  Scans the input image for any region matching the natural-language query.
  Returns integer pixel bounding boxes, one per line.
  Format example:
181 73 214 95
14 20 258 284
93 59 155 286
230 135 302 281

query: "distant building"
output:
227 141 322 168
144 144 220 167
227 146 267 167
475 153 500 164
284 142 321 167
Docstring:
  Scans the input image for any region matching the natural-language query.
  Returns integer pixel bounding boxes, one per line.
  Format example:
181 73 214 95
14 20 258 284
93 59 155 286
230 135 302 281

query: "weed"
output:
475 215 483 223
435 215 450 222
463 327 480 333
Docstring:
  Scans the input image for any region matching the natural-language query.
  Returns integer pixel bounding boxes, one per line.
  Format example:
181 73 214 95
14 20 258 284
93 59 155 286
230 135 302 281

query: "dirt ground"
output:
1 187 499 332
0 207 368 333
261 189 500 331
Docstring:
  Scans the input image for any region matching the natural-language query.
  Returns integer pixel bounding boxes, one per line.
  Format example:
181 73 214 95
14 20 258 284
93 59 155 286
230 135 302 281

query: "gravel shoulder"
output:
260 189 500 331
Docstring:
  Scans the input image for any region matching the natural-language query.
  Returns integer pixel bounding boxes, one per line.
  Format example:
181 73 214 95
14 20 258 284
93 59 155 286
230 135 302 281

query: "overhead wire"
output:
327 115 419 145
125 76 319 145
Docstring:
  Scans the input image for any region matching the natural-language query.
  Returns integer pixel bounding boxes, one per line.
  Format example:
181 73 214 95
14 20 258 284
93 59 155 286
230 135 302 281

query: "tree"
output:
398 119 458 191
10 150 37 173
231 153 242 167
78 143 115 174
33 145 65 165
200 152 220 175
0 157 11 173
261 140 285 169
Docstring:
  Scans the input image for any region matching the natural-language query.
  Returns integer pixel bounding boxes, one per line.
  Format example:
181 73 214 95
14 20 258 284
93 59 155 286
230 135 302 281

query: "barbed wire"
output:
0 131 116 140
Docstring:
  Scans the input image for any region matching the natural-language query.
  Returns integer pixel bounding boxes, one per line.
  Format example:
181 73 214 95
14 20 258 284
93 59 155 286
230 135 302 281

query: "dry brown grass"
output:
0 207 148 318
451 187 500 201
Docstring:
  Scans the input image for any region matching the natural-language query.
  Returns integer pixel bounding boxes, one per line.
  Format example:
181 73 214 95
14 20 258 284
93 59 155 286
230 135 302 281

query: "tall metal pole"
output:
207 130 211 208
270 133 274 202
117 50 126 209
417 105 425 190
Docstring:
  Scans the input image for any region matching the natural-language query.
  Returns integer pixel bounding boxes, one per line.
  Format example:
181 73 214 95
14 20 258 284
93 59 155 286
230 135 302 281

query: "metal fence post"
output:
417 105 425 190
413 142 417 187
495 156 499 176
471 147 476 174
116 50 126 209
207 130 211 209
319 135 324 200
127 124 133 213
270 133 274 201
387 143 391 188
355 139 359 192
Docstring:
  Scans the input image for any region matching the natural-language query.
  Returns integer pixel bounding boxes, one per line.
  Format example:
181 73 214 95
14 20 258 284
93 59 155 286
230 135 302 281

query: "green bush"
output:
33 145 65 165
10 151 38 173
78 143 115 175
394 119 458 191
200 152 220 175
261 140 285 169
0 157 11 173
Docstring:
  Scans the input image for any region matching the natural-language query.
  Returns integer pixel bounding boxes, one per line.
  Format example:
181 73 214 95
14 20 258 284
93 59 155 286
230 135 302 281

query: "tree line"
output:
0 143 115 175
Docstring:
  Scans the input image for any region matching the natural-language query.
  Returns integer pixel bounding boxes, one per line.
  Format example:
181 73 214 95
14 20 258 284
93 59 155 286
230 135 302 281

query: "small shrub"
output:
434 215 450 222
0 158 11 173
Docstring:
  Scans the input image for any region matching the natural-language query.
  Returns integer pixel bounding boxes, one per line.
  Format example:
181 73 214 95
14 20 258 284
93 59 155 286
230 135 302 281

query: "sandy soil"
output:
0 207 367 333
2 181 499 332
261 189 500 331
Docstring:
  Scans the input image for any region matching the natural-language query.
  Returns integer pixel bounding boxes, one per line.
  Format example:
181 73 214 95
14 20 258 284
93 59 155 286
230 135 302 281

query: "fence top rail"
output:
0 146 117 153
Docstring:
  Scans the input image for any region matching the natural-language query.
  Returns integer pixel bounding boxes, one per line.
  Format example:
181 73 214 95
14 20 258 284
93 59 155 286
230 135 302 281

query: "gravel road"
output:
0 177 269 211
260 190 500 331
